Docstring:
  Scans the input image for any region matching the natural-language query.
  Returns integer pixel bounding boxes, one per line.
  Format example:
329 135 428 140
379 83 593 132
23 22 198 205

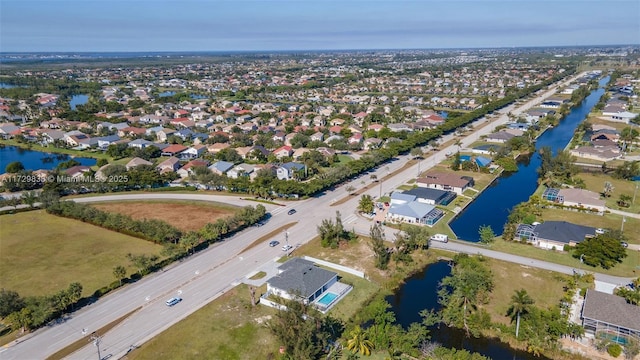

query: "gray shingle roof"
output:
534 221 596 244
403 187 450 202
268 258 337 299
583 290 640 332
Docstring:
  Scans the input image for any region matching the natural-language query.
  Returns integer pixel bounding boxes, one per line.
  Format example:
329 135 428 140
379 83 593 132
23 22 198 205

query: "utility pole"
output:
89 332 102 360
621 216 626 232
633 182 638 205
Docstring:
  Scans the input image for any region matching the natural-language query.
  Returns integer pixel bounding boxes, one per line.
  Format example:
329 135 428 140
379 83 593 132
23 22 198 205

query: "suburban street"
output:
5 71 630 360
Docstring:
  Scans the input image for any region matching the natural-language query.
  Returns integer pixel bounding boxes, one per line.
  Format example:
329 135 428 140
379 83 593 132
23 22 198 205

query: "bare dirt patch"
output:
92 200 236 231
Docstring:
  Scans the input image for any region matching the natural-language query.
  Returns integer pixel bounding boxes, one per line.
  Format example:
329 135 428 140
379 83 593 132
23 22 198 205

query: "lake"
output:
387 261 551 360
0 145 97 173
449 76 609 241
69 94 89 110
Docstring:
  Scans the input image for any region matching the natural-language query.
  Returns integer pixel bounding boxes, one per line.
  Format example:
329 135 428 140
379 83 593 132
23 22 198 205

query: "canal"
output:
387 261 551 360
450 76 609 241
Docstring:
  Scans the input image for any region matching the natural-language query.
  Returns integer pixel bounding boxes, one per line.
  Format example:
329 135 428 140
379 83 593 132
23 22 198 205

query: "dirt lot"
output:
92 200 237 231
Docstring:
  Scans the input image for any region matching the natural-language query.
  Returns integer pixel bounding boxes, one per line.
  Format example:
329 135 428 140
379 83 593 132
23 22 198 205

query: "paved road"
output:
4 71 619 360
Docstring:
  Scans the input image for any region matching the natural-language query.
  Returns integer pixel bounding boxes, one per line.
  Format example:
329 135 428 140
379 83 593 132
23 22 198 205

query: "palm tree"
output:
346 325 374 356
506 289 535 339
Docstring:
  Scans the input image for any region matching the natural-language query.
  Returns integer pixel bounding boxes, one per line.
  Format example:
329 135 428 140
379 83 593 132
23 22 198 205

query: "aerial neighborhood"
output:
0 47 639 360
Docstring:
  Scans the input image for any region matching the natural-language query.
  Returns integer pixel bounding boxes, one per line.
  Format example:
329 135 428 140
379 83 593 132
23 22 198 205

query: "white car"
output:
282 244 293 252
165 297 182 307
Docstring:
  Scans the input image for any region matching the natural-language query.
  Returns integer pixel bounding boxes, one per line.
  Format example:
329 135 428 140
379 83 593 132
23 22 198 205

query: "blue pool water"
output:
316 292 338 306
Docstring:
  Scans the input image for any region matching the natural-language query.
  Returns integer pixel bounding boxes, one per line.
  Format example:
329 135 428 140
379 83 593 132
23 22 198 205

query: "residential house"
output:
182 144 207 159
65 165 91 179
227 163 256 179
272 145 293 159
402 187 457 206
416 172 474 195
156 157 181 174
276 162 305 180
121 137 147 149
570 146 621 162
515 221 596 250
310 132 324 142
485 131 515 143
174 129 194 141
118 127 146 138
581 290 640 343
155 128 177 142
266 258 339 304
96 135 121 150
557 188 606 213
125 157 153 171
363 137 382 150
209 160 235 175
386 197 445 226
205 142 228 154
177 160 209 178
40 129 65 144
161 144 188 157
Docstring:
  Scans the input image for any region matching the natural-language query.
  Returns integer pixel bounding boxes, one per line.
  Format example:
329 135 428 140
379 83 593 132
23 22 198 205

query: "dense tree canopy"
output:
573 230 628 269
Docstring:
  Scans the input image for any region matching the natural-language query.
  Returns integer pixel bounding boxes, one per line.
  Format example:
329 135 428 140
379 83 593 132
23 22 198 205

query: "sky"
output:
1 0 639 52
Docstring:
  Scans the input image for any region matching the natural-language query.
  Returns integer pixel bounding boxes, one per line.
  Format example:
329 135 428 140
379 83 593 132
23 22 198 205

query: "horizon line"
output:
2 44 638 55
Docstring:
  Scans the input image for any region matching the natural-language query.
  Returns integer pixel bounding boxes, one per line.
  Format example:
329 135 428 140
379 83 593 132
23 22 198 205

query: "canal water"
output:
0 145 97 172
450 76 609 241
387 261 551 360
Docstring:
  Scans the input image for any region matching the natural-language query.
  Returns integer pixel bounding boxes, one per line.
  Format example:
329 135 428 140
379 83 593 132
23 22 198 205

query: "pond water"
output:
69 94 89 110
387 261 551 360
0 145 97 173
449 76 610 241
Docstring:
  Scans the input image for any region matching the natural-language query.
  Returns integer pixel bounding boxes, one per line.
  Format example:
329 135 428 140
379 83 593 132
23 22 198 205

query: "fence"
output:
302 256 366 279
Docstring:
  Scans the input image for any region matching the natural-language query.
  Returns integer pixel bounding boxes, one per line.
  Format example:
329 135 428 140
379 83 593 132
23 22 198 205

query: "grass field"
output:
90 200 238 231
126 284 279 360
577 172 640 214
482 258 569 325
490 236 640 278
0 210 163 297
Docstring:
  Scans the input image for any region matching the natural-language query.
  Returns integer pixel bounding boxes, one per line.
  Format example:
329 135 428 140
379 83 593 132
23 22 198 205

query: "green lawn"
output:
577 172 640 214
0 210 163 297
489 237 639 278
128 284 280 360
0 139 111 160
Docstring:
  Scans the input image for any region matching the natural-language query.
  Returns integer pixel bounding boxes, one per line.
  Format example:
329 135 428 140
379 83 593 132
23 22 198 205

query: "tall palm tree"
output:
346 325 374 356
507 289 535 339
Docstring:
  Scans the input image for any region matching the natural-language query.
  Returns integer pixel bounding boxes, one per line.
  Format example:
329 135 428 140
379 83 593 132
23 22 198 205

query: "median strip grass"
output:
239 222 298 254
46 307 141 360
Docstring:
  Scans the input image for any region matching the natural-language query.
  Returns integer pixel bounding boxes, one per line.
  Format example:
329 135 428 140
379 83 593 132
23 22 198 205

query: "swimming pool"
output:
316 292 338 306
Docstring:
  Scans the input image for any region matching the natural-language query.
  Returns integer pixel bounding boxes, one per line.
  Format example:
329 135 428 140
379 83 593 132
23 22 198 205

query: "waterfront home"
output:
485 131 515 143
266 258 338 304
515 221 596 250
402 187 457 205
581 290 640 344
416 172 474 195
96 135 121 150
570 146 621 162
386 199 444 226
65 165 92 179
557 188 606 213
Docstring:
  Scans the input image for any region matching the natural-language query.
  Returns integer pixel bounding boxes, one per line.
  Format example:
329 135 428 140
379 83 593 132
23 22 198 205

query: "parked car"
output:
282 244 293 252
269 240 280 247
621 241 628 248
287 209 297 215
165 297 182 307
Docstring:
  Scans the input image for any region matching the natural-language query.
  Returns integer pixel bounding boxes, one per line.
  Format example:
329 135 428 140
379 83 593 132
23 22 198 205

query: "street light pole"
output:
633 183 638 205
89 332 102 360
